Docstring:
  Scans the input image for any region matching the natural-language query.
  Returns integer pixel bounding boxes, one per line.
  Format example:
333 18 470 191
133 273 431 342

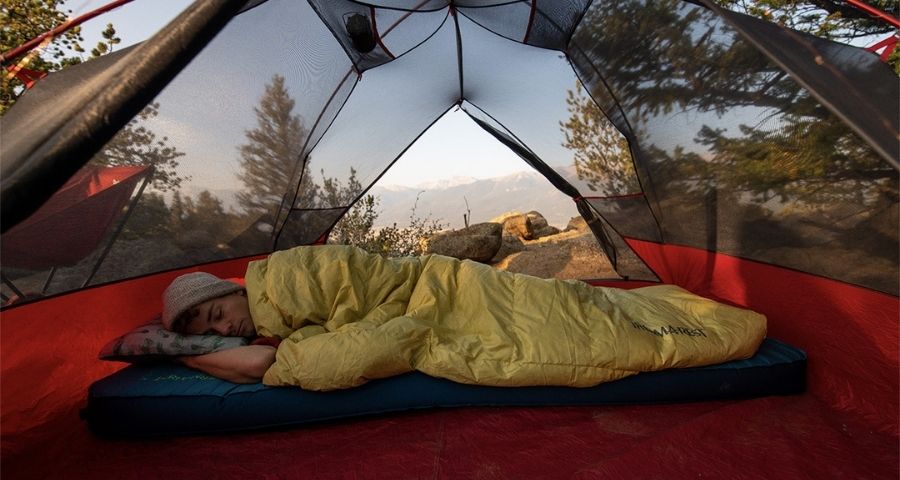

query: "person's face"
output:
180 292 255 337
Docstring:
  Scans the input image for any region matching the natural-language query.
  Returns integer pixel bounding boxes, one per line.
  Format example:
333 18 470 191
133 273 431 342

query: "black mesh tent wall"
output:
2 0 895 298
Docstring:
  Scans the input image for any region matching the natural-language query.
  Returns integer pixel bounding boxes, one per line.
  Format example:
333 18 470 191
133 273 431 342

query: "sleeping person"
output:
162 276 276 384
163 245 767 389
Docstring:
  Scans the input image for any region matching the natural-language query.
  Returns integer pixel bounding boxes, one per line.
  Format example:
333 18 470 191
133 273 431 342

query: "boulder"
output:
500 214 533 239
524 212 557 239
566 216 588 232
494 211 556 240
421 222 502 262
491 234 526 263
493 235 618 279
533 225 561 239
525 211 549 231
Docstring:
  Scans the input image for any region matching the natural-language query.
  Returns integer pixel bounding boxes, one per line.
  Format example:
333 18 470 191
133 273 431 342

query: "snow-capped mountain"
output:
369 170 579 229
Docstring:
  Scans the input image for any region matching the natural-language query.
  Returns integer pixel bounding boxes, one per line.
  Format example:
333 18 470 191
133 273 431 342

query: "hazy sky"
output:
61 0 531 188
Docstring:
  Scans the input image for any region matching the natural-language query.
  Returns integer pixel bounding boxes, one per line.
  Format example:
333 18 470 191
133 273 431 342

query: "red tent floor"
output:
3 392 897 479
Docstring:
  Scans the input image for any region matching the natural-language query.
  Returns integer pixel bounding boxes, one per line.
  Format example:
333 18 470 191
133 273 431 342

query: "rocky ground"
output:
422 210 619 280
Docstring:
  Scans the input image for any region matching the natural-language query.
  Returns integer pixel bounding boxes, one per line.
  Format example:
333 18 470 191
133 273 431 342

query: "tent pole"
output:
0 272 25 299
845 0 900 28
1 0 136 65
40 267 58 294
81 169 153 288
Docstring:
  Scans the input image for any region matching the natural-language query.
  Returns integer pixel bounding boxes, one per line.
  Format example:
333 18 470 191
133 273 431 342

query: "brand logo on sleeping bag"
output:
631 321 707 338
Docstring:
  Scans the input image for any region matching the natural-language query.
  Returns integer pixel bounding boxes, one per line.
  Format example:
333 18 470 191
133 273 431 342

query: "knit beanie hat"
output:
162 272 244 330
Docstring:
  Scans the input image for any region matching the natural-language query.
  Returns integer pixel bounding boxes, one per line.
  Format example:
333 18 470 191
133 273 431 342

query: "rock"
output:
493 211 556 240
493 235 617 280
501 214 533 239
493 247 571 278
463 222 502 237
491 234 526 263
566 216 588 232
525 211 549 231
421 222 502 262
526 212 556 239
532 225 561 239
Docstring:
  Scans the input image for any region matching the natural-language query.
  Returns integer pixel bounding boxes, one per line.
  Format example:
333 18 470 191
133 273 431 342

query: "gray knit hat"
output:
162 272 244 330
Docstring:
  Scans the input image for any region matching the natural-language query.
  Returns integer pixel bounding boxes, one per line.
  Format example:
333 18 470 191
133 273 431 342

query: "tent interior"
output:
1 0 897 478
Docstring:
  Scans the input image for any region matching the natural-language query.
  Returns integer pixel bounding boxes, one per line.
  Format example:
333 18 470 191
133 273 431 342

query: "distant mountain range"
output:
369 170 581 229
180 168 586 230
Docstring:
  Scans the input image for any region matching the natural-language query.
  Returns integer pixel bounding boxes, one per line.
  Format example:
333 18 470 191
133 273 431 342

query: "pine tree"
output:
236 74 315 217
1 1 121 114
566 0 893 204
560 82 639 195
122 192 172 239
93 102 186 192
169 191 186 232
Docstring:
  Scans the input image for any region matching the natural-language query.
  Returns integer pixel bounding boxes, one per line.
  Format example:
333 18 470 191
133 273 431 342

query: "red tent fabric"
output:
1 165 149 270
625 238 900 435
0 259 897 478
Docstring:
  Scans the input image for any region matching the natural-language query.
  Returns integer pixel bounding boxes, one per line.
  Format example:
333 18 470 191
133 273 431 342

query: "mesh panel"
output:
458 3 532 44
284 16 459 245
1 0 356 295
458 13 654 280
373 7 450 56
460 14 579 173
275 208 347 250
274 71 359 241
570 0 899 295
458 12 644 200
350 0 449 9
309 0 450 72
710 4 899 165
3 0 894 300
525 0 591 48
587 195 662 242
459 0 590 50
595 210 660 282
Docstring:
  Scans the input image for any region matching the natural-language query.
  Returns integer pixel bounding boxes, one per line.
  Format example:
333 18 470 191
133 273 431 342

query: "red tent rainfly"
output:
1 165 150 270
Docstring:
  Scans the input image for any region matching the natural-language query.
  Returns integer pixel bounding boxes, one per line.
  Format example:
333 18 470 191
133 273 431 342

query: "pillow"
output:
99 319 249 362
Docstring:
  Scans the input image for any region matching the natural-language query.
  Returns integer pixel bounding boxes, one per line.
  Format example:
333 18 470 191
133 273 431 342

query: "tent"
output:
1 164 151 297
1 0 897 477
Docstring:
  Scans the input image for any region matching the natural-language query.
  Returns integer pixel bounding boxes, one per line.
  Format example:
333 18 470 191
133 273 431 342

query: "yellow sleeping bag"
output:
246 245 766 390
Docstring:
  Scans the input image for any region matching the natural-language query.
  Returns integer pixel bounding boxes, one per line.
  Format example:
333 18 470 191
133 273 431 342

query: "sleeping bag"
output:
246 246 766 390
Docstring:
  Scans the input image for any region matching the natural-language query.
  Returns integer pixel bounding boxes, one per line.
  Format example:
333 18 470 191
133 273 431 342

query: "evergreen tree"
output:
1 1 121 114
565 0 894 204
89 23 120 57
93 102 187 192
713 0 898 73
188 190 228 239
169 191 186 232
561 82 639 195
715 0 896 42
237 74 315 217
122 192 171 239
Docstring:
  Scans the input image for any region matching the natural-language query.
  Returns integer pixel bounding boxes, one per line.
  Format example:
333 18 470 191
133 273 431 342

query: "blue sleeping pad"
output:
84 337 806 437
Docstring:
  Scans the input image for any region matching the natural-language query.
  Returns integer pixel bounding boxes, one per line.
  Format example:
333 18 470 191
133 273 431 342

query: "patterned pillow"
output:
99 320 249 362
